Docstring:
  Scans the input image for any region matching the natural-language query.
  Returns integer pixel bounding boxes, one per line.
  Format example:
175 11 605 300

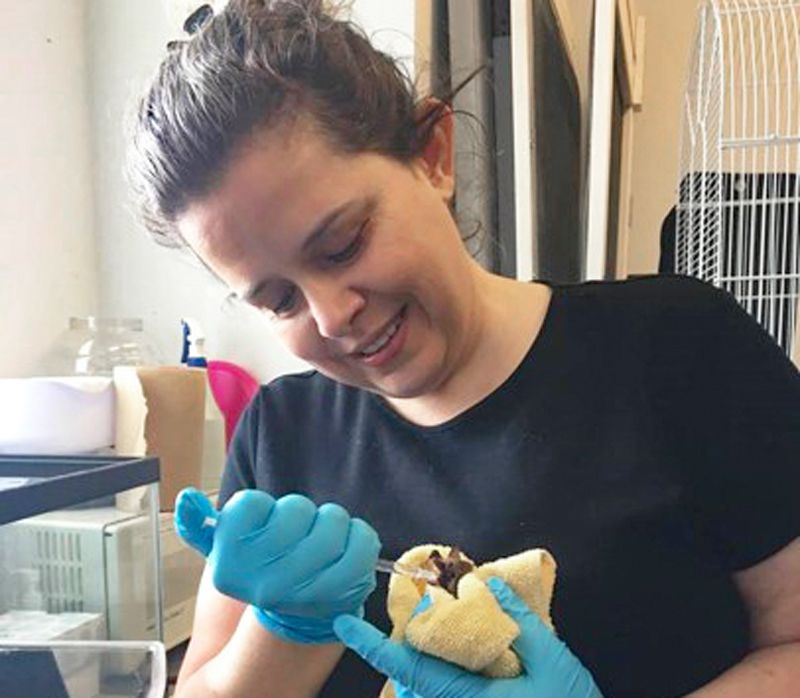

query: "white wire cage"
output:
676 0 800 358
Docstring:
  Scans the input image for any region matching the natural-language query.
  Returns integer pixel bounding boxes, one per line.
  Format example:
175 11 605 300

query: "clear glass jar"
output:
39 317 164 377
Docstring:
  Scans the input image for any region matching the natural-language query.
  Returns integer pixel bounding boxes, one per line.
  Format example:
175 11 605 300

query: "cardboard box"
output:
114 367 205 511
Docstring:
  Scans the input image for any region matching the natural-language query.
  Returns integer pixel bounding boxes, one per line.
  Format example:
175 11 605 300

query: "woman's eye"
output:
271 286 298 316
325 222 367 265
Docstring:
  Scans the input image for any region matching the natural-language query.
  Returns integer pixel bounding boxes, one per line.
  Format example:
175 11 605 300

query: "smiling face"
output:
177 114 486 402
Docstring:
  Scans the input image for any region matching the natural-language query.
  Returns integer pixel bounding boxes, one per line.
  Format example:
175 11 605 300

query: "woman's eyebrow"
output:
301 195 378 252
300 201 355 252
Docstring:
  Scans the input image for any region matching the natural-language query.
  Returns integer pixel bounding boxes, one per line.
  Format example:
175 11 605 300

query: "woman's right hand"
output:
174 487 381 644
335 577 605 698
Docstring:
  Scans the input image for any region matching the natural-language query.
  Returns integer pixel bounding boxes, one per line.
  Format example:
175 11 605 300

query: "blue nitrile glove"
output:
174 487 381 644
334 577 605 698
174 487 217 556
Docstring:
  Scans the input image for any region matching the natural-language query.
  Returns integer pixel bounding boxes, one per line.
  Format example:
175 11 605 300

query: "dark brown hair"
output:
126 0 446 247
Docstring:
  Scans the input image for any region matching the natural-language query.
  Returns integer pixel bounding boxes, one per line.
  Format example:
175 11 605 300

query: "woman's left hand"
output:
174 487 381 644
333 577 605 698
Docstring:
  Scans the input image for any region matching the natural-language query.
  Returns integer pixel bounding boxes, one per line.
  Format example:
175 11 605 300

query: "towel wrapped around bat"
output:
378 544 557 698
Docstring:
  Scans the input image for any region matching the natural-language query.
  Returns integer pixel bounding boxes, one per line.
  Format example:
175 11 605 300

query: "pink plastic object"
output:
206 360 260 449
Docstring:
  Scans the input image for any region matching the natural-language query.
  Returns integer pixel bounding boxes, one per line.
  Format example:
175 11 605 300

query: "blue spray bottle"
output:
181 318 227 491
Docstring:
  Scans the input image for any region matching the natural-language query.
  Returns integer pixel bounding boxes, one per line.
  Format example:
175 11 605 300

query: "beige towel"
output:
379 545 557 698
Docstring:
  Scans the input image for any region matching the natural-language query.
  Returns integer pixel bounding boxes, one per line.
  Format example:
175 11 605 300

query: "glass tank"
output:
0 455 164 696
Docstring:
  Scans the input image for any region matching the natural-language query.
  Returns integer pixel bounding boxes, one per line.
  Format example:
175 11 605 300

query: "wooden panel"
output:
414 0 435 96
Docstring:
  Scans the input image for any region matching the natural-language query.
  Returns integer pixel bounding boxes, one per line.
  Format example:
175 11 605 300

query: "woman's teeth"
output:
360 314 402 356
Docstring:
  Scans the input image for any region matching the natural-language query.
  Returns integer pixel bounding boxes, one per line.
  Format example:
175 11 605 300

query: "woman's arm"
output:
175 567 344 698
685 537 800 697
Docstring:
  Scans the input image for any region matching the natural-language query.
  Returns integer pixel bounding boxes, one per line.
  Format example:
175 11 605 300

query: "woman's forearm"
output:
685 642 800 698
175 607 345 698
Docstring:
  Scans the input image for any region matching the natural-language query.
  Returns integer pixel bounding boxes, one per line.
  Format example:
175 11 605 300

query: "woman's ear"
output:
414 99 455 203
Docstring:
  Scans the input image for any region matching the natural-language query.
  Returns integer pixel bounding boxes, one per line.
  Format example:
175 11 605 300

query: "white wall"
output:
0 1 98 377
351 0 415 76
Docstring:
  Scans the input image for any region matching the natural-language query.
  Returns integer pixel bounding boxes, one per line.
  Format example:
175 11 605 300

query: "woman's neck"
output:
385 271 552 427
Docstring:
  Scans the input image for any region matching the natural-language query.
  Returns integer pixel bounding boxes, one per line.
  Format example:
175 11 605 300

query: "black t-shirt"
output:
219 275 800 698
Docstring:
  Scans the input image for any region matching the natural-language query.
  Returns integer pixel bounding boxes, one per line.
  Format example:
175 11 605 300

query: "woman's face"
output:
177 117 480 400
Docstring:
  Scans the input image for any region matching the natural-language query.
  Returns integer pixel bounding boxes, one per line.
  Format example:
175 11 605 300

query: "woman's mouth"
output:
357 306 408 367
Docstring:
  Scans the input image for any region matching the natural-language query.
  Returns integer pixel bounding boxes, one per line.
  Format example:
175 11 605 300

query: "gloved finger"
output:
333 615 421 682
486 576 566 674
210 494 318 608
246 493 318 561
334 615 480 696
216 489 276 541
174 487 215 556
289 518 379 608
175 487 215 524
275 502 351 588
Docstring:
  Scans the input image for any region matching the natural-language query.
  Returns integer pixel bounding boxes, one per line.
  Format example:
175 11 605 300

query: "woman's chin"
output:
318 343 449 400
368 362 451 402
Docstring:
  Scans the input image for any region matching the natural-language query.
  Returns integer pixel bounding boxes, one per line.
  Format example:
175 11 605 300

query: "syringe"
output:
374 557 439 583
200 513 438 583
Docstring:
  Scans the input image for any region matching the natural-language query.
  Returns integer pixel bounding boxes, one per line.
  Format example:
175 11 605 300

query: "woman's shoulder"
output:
534 275 748 361
547 274 734 326
552 273 723 305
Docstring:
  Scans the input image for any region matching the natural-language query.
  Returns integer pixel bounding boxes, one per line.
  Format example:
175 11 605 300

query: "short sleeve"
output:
217 389 261 509
656 280 800 570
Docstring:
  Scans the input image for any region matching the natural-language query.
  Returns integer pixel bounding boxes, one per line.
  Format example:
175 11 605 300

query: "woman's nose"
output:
305 281 366 339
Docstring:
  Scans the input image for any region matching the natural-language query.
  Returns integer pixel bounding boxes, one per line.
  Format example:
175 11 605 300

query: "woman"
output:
127 1 800 697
